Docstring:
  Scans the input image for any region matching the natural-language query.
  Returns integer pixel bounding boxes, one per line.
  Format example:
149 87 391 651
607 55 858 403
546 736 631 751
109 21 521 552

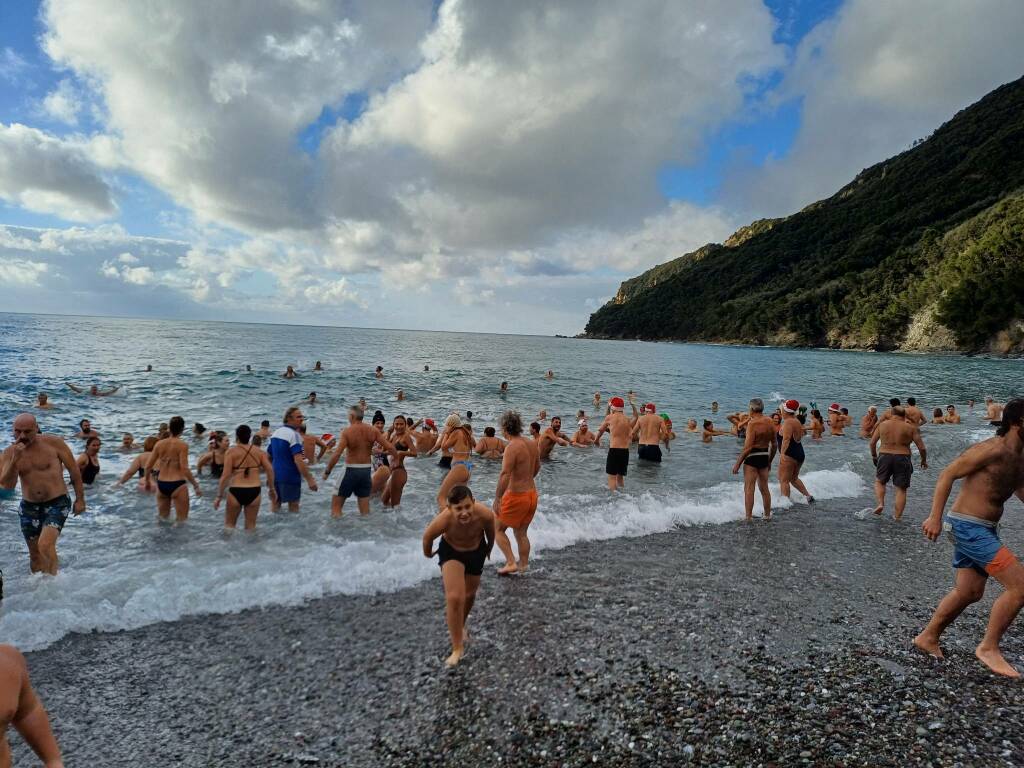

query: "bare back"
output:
502 436 539 493
636 414 664 445
602 413 633 449
151 437 189 481
877 420 917 455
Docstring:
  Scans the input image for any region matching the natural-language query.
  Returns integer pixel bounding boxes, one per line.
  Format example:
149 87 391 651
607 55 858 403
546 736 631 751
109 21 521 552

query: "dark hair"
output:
996 399 1024 437
447 484 474 505
372 410 385 425
79 418 89 429
811 410 822 420
193 422 206 434
252 435 263 447
907 397 916 406
308 392 316 398
85 435 100 448
484 426 496 437
840 408 848 415
934 408 943 418
703 420 712 429
261 420 270 428
889 398 901 407
466 411 473 419
797 414 807 424
376 366 383 372
500 410 523 437
530 421 541 433
169 416 185 436
236 424 252 443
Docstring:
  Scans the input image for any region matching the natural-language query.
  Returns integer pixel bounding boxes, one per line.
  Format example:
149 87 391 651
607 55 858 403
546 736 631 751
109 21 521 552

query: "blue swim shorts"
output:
337 466 372 499
274 481 302 504
19 494 71 541
948 516 1017 577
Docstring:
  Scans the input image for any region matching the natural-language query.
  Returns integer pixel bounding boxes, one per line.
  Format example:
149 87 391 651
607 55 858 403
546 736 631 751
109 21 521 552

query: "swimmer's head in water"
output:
688 419 697 428
466 411 472 420
934 408 944 418
703 420 712 429
13 413 39 444
907 397 916 406
37 393 47 404
782 399 799 414
500 411 522 437
169 416 185 437
143 436 158 452
749 398 764 414
79 418 91 431
996 399 1024 437
261 420 270 429
193 422 206 435
122 432 133 446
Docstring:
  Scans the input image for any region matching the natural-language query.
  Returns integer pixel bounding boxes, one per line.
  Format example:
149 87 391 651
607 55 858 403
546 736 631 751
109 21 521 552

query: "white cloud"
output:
0 257 48 286
0 47 28 82
41 78 82 125
0 122 116 221
303 277 364 307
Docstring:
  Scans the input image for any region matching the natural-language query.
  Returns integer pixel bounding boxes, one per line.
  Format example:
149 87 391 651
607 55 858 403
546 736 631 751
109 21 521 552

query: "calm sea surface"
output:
0 313 1020 649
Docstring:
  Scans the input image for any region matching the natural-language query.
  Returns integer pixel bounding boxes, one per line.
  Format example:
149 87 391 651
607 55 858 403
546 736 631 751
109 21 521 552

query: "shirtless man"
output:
914 399 1024 677
538 416 570 460
35 394 53 411
685 419 699 434
632 403 667 462
256 420 271 442
869 406 927 519
571 419 597 446
314 360 323 371
493 411 540 575
732 399 777 520
593 392 601 410
306 391 319 405
859 406 878 438
144 415 201 523
1 414 84 574
65 382 119 396
986 397 1004 425
880 397 901 422
828 404 845 436
298 424 329 464
73 419 99 440
474 427 505 459
0 644 63 768
595 396 637 490
375 366 384 379
945 405 961 424
905 397 926 427
529 421 542 441
323 405 395 517
414 419 438 454
423 485 496 667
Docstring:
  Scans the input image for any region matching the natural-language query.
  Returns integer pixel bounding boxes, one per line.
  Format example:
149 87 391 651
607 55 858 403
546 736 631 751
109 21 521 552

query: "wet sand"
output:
15 482 1024 767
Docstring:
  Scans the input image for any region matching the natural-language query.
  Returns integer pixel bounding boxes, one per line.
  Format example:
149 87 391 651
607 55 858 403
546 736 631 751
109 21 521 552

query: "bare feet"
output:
497 563 519 576
976 645 1020 678
872 505 883 516
445 647 464 668
912 632 944 659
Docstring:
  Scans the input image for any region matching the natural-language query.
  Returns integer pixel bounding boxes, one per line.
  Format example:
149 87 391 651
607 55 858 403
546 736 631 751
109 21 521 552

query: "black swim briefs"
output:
438 536 488 576
876 453 913 489
638 444 662 463
606 447 629 476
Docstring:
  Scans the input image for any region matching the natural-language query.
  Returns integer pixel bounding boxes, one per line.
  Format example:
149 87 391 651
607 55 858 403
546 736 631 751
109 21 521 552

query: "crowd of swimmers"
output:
1 368 1023 763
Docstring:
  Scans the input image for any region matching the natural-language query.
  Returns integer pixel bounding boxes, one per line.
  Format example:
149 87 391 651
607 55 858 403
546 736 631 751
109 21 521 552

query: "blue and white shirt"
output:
268 425 303 484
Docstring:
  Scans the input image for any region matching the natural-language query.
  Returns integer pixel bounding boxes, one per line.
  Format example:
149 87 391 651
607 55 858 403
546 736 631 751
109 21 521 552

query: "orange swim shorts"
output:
499 488 538 528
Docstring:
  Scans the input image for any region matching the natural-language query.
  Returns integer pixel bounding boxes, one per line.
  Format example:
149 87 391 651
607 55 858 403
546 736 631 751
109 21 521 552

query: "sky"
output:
1 1 1022 335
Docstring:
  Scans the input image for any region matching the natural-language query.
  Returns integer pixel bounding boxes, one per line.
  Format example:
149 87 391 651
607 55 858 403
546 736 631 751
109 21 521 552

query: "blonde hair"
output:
445 413 462 430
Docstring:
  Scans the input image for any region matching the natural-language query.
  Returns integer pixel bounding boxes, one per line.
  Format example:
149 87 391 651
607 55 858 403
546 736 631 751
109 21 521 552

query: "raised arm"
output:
98 385 120 396
64 382 82 393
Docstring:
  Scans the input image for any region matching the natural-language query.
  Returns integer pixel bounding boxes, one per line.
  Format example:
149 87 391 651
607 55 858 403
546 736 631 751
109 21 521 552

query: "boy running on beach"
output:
422 485 496 667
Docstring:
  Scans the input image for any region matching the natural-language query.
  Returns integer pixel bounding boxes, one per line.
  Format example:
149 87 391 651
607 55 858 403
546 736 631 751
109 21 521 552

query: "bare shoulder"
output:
40 434 69 450
475 502 495 522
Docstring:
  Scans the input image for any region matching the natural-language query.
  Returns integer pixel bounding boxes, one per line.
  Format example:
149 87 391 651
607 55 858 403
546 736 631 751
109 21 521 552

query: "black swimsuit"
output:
81 458 100 485
227 446 261 506
210 455 224 478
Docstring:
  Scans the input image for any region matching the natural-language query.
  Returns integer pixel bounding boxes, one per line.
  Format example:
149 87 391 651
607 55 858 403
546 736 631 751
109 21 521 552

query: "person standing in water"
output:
860 406 878 438
382 415 417 507
433 415 475 509
145 416 201 524
869 405 927 520
214 424 276 531
632 403 667 463
538 416 570 460
914 399 1024 677
267 407 318 513
422 485 496 667
76 436 101 486
777 399 813 504
323 405 396 517
1 414 84 575
594 396 637 490
732 398 777 520
493 411 540 576
34 393 53 410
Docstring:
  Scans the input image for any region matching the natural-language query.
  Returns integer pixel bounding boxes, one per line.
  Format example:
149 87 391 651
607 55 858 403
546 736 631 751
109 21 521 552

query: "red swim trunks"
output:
499 488 538 528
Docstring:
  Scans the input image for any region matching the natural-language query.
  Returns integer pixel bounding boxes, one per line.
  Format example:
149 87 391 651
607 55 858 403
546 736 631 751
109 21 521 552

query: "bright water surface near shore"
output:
0 313 1020 650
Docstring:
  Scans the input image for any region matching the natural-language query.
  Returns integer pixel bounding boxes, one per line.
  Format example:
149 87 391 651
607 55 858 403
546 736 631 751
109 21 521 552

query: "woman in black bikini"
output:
214 424 277 530
197 432 228 477
382 415 417 507
76 436 101 486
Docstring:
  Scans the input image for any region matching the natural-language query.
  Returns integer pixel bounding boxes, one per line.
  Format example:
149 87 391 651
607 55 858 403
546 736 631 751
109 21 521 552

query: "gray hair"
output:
349 405 364 421
749 398 764 414
500 410 523 437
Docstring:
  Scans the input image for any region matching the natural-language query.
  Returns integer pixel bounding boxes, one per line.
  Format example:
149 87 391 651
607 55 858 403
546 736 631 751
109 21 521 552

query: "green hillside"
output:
584 76 1024 353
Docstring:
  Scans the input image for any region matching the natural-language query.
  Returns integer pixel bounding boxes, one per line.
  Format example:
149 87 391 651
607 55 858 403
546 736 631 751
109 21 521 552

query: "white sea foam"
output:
0 467 864 651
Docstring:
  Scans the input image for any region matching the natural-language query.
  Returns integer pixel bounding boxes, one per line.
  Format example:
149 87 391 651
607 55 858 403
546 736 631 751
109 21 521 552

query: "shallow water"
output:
0 313 1019 650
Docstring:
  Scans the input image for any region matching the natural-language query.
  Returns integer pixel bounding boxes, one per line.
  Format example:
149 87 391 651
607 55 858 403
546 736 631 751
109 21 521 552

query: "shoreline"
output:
15 484 1024 767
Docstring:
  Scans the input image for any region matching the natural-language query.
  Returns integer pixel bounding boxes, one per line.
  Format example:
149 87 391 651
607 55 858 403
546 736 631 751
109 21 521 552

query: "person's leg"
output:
495 518 518 575
606 472 617 491
893 487 908 520
36 528 60 575
243 498 260 530
156 491 171 521
386 469 408 507
437 467 467 509
288 501 300 513
372 467 390 495
173 485 190 524
513 523 532 572
976 559 1024 677
742 465 756 520
462 573 481 644
778 457 792 499
332 489 345 517
757 467 772 519
224 495 241 529
914 567 987 658
873 480 886 515
441 561 467 666
790 465 811 500
357 496 370 515
271 487 281 513
616 474 625 489
25 537 44 574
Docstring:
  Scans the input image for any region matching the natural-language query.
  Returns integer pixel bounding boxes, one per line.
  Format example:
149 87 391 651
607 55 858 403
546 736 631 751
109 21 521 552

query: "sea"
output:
0 313 1020 651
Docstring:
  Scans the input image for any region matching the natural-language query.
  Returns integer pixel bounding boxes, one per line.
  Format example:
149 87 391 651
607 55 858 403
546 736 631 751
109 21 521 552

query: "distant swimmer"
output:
986 397 1004 425
76 436 101 486
191 423 207 443
595 396 637 490
382 416 417 507
545 370 555 380
828 403 845 436
305 391 319 405
915 399 1024 677
375 366 384 379
931 408 947 425
424 365 430 371
493 411 540 575
778 400 813 505
214 424 276 531
869 405 927 520
593 392 601 410
702 420 730 443
686 419 699 434
423 484 496 666
397 389 405 402
633 403 667 462
1 414 84 575
119 433 137 451
538 416 570 459
65 382 120 397
945 405 961 424
732 399 776 521
968 399 975 411
145 364 153 372
860 406 878 438
475 426 505 458
314 360 323 371
34 393 53 410
267 407 318 513
256 420 271 442
905 397 926 427
500 381 509 394
283 365 298 379
73 418 99 440
145 416 201 524
433 415 475 509
841 407 853 428
116 436 159 487
0 644 64 767
323 405 394 517
711 401 719 414
245 364 252 372
571 419 597 446
537 409 548 422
